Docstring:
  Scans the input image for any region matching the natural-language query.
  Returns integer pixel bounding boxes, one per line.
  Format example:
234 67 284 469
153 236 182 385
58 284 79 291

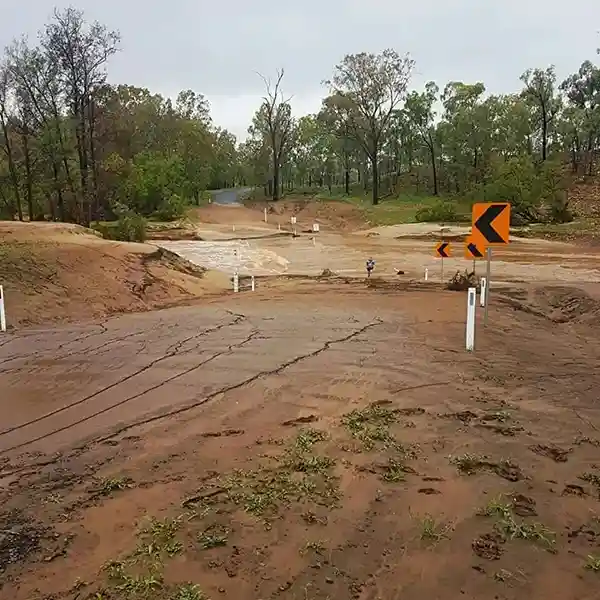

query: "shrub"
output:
154 194 187 221
92 213 147 242
415 201 459 223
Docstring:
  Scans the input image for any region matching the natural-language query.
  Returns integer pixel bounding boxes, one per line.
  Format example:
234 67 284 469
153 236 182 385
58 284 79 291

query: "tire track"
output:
82 319 384 448
0 322 110 367
0 328 259 456
0 313 246 439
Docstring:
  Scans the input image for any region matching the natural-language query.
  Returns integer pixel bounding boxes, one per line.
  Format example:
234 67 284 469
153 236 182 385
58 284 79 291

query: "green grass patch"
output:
479 496 556 551
516 218 600 242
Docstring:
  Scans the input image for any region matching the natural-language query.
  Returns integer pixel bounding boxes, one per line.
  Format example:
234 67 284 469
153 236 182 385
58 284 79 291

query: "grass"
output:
197 524 229 549
286 184 472 226
97 476 133 496
516 218 600 242
580 472 600 487
418 514 451 543
301 539 327 555
341 193 471 226
100 514 188 597
341 404 401 451
219 429 340 518
449 453 488 475
585 555 600 572
97 429 337 596
104 560 164 596
133 516 184 561
479 497 556 551
380 458 409 483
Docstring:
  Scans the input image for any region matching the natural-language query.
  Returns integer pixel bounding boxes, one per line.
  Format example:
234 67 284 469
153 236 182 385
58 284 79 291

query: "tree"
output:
560 61 600 175
403 82 440 195
42 7 120 223
253 69 295 201
324 49 414 204
520 67 561 162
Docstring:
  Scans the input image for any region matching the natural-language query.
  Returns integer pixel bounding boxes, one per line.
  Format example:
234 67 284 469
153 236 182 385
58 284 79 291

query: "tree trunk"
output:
344 168 350 195
541 108 548 162
22 132 34 220
428 134 438 196
0 115 23 221
371 154 379 205
88 94 100 217
51 160 66 222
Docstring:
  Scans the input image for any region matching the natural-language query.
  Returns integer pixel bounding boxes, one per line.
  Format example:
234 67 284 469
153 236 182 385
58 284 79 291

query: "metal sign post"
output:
483 248 492 325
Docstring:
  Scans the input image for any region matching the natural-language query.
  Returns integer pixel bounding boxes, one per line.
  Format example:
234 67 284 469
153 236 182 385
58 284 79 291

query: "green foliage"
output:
93 213 147 243
0 9 598 227
154 194 187 221
415 200 459 223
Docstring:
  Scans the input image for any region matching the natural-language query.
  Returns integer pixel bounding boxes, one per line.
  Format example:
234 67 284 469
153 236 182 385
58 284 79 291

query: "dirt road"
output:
2 282 600 600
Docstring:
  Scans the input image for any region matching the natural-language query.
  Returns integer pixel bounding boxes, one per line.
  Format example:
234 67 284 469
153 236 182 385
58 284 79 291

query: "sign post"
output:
484 249 492 324
435 242 451 284
466 287 476 351
0 285 6 332
470 203 511 327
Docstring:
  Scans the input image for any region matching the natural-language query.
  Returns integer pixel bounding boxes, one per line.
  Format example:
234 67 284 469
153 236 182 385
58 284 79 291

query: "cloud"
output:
3 0 600 141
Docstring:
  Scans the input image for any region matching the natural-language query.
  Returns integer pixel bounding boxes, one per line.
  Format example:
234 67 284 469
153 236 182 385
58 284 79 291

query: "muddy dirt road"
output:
2 282 600 600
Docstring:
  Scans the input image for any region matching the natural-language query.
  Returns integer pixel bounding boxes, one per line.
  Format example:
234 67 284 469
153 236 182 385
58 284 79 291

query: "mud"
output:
1 281 600 600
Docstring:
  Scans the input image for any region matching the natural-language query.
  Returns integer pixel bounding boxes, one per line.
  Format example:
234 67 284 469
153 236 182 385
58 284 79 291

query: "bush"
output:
415 201 459 223
92 213 147 242
153 194 187 221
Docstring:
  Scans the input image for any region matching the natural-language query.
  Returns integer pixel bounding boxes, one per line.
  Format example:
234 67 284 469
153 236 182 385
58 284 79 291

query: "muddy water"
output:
159 232 600 285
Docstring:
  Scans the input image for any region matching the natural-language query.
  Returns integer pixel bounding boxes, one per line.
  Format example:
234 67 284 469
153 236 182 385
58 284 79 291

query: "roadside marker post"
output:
0 285 6 332
480 277 487 307
466 287 476 351
425 268 428 281
251 276 255 291
233 272 239 292
435 241 451 284
264 207 268 222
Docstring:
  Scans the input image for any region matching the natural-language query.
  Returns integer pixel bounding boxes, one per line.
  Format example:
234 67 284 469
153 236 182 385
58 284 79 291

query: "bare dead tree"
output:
257 69 295 201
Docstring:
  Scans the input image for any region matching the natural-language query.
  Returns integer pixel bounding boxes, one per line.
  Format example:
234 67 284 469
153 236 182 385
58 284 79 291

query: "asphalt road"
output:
210 187 253 205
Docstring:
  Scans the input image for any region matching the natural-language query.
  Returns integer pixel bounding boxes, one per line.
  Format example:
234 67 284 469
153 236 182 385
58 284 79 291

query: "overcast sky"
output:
3 1 600 140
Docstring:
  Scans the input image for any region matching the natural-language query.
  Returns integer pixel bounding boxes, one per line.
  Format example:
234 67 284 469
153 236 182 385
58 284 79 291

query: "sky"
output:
3 1 600 140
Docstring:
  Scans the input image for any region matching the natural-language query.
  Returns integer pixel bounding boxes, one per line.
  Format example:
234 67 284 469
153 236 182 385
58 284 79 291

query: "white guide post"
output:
480 277 487 307
0 285 6 332
466 287 476 351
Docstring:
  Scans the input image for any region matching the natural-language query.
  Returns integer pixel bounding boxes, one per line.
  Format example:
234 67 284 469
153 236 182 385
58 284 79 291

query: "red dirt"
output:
1 280 600 600
244 197 368 231
0 222 229 327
